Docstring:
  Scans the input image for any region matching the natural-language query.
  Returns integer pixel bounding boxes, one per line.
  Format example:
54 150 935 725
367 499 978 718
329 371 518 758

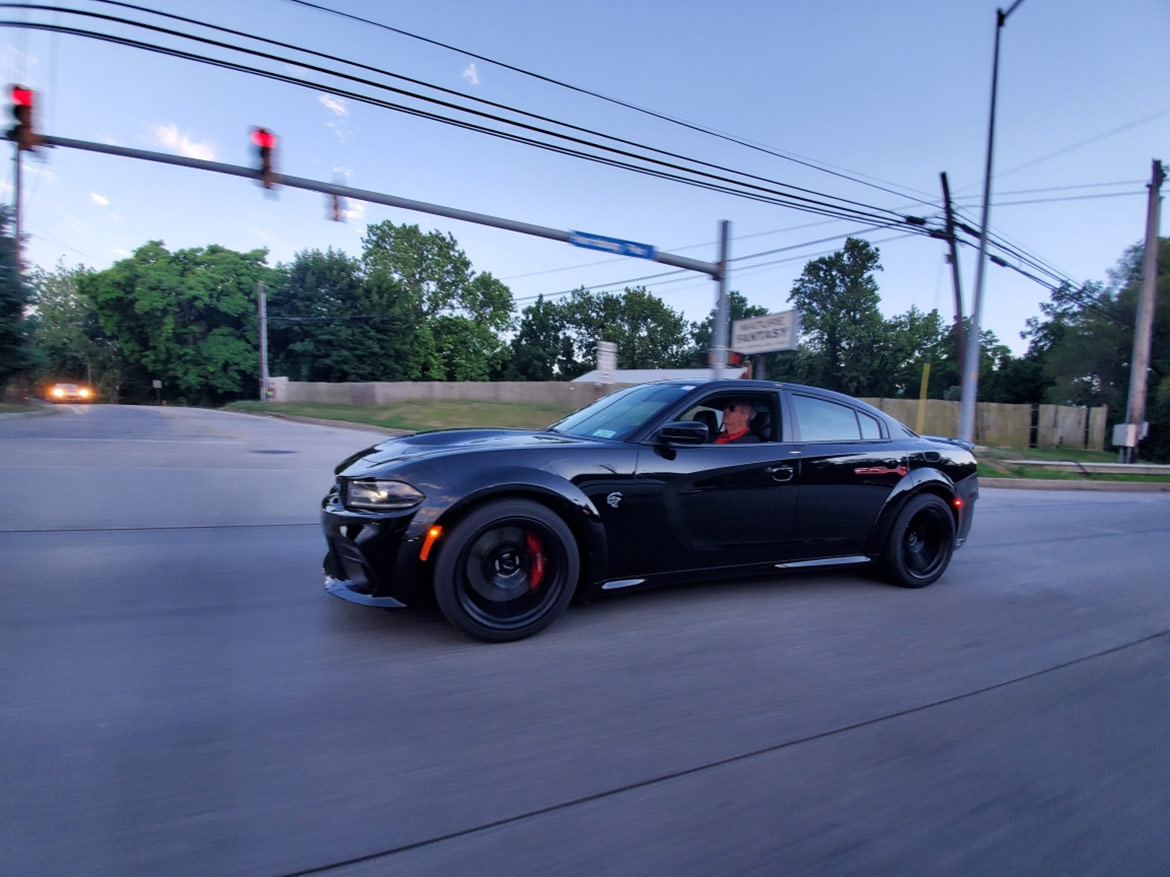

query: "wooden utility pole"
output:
939 172 966 359
1121 159 1164 463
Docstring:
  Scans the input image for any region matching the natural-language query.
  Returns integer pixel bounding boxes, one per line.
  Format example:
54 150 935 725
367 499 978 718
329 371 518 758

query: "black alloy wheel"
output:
433 499 580 642
881 493 956 588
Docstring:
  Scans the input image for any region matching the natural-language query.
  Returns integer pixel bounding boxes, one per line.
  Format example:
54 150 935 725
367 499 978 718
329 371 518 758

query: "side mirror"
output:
655 420 709 446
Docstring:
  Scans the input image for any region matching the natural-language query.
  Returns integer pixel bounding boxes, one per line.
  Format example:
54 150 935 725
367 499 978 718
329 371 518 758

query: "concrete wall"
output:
271 378 1106 449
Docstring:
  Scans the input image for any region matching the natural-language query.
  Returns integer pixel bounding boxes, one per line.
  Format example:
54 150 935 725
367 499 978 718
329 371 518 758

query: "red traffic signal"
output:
251 127 278 188
698 349 746 367
9 84 40 150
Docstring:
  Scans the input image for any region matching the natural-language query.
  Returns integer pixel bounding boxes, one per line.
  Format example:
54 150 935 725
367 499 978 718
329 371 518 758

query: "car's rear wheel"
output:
433 499 579 642
881 494 955 588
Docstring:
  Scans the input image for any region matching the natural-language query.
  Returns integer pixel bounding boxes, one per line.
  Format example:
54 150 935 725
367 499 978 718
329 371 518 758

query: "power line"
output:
71 0 921 224
954 190 1146 208
3 12 937 232
280 0 942 209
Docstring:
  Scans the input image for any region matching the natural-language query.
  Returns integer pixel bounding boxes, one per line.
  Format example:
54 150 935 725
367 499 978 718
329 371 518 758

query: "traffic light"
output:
698 349 745 367
9 84 40 151
251 127 278 188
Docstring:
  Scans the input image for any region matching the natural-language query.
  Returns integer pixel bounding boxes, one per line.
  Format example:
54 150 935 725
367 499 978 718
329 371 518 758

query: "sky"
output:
4 0 1168 355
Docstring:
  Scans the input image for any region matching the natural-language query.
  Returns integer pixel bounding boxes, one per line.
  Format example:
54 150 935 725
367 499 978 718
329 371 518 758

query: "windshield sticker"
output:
593 429 617 438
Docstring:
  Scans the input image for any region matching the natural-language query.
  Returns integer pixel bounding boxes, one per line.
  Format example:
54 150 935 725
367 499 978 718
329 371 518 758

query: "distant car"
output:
47 383 94 403
321 380 979 642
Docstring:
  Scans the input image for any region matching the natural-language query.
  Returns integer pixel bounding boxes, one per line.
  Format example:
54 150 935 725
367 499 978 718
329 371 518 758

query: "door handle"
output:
768 464 795 482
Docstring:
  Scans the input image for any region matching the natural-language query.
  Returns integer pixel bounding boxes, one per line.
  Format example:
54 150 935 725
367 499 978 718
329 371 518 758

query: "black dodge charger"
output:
322 380 978 642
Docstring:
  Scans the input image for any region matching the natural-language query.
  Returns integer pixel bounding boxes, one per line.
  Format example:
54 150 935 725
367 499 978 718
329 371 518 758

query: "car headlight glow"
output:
344 479 425 511
79 388 90 398
51 387 64 397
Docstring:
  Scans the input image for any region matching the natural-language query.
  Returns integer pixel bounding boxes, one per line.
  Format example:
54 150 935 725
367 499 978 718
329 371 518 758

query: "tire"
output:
433 499 580 642
881 494 956 588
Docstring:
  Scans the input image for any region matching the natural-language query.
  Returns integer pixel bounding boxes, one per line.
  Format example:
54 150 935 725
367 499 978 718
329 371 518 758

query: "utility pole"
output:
939 172 966 359
712 219 731 377
257 280 269 401
1121 159 1164 463
959 0 1028 444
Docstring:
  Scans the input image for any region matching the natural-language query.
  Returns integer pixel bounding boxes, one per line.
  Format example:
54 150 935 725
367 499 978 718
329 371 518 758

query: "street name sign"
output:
569 231 656 260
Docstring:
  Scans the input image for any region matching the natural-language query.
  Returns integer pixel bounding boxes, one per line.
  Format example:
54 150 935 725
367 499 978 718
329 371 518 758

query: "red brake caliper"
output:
526 531 546 590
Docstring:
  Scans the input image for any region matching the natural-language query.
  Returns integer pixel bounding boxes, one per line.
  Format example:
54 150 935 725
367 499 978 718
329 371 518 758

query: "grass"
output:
223 400 1170 484
225 399 578 432
0 402 32 413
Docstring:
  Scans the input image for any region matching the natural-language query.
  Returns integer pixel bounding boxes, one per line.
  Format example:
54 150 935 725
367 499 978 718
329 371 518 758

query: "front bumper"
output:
321 488 429 608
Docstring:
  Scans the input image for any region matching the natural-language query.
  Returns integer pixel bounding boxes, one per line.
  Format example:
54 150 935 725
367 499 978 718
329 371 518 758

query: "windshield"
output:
549 383 693 441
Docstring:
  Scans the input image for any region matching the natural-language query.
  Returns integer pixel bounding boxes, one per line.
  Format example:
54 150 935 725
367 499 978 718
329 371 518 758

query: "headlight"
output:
344 479 425 511
79 388 90 398
51 387 64 397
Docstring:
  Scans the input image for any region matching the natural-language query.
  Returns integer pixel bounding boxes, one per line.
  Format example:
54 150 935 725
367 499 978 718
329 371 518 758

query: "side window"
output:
683 394 778 443
859 411 883 439
792 395 867 442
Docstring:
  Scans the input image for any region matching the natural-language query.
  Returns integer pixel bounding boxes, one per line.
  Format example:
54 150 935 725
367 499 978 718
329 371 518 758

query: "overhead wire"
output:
279 0 943 209
5 4 934 231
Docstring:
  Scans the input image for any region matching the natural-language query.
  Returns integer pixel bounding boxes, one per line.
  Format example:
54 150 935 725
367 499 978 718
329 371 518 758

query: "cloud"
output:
344 199 365 221
114 248 131 258
319 94 348 116
148 123 215 160
90 193 110 206
462 62 480 86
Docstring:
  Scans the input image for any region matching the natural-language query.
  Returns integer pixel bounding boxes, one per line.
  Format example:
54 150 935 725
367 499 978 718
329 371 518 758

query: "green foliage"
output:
557 285 691 375
357 222 514 380
0 208 31 386
507 294 576 380
787 237 885 395
1028 237 1169 460
81 241 269 403
268 248 390 381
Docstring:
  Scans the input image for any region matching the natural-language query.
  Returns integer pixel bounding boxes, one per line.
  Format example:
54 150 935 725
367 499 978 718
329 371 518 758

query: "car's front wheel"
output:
433 499 579 642
881 493 956 588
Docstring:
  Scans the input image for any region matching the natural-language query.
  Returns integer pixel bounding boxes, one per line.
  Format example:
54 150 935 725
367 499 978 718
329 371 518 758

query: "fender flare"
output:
417 465 608 591
864 468 958 557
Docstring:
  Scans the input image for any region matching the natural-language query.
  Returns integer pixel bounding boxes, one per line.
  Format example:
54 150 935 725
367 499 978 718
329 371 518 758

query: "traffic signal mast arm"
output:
12 131 721 278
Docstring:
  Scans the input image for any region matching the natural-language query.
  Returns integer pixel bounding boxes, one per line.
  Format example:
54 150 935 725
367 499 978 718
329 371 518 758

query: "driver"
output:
715 400 760 444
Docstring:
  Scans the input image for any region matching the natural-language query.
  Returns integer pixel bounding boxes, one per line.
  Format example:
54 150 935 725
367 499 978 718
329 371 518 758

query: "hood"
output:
334 428 599 475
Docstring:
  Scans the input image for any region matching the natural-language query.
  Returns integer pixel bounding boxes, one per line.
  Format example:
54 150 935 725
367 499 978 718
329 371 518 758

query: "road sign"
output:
731 310 801 354
569 231 656 260
596 340 617 384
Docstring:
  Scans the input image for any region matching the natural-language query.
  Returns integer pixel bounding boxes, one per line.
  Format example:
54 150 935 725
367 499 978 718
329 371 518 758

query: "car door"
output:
624 390 801 577
786 391 907 559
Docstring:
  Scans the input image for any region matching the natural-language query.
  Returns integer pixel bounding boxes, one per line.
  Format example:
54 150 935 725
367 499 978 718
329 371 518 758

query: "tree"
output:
1029 237 1169 459
267 248 390 382
360 222 513 380
80 242 269 403
506 294 576 380
786 237 885 395
0 208 30 388
557 285 691 376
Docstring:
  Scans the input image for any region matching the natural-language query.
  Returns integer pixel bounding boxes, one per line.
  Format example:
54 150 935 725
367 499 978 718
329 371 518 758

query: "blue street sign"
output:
568 231 656 260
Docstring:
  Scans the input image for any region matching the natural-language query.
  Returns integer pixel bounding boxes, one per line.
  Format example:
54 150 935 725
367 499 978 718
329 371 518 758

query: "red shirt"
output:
715 428 751 444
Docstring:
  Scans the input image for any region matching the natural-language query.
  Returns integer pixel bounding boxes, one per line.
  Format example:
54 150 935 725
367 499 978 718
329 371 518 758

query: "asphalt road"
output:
3 405 1169 876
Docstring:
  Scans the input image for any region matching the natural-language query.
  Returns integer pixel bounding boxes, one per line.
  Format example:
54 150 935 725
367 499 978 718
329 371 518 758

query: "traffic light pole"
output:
23 133 722 280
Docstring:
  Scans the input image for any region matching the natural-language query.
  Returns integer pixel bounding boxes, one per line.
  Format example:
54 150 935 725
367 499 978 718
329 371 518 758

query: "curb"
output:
0 405 61 421
227 409 411 436
982 478 1170 493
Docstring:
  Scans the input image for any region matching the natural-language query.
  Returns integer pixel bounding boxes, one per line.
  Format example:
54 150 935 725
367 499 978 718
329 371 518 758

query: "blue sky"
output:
4 0 1168 354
